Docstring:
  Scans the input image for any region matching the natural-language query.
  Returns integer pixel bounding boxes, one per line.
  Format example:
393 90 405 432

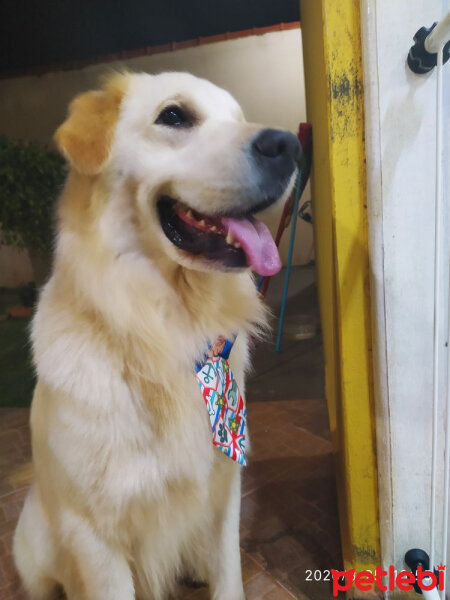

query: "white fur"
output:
13 72 291 600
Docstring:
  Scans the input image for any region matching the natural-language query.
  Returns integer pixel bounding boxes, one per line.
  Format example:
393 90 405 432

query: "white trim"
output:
361 0 394 586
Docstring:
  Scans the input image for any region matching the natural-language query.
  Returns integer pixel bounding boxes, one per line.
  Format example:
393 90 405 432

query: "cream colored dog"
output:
13 71 300 600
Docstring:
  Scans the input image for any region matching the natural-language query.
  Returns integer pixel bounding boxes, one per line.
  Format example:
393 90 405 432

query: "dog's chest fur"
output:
31 268 254 539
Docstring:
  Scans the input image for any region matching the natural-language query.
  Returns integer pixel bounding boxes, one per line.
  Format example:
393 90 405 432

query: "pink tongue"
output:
222 217 282 276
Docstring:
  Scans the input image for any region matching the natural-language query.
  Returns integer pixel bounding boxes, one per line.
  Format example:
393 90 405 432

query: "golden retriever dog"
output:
13 71 300 600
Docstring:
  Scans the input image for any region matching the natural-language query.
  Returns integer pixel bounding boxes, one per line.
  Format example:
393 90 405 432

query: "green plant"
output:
0 134 67 254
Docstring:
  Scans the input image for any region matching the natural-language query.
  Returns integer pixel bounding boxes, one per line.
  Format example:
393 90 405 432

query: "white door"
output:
362 0 450 596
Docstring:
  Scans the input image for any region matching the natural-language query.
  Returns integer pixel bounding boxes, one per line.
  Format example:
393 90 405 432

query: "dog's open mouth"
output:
157 196 281 276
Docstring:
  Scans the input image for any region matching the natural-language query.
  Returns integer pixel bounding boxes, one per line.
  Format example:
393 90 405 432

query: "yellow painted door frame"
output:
300 0 380 575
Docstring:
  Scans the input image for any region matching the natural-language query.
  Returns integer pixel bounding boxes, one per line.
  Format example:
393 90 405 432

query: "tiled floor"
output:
0 409 32 600
0 267 342 599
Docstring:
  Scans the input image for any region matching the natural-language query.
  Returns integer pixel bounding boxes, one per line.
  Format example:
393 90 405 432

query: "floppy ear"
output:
54 76 127 175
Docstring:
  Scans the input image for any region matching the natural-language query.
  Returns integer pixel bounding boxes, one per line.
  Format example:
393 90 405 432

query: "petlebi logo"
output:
330 563 446 596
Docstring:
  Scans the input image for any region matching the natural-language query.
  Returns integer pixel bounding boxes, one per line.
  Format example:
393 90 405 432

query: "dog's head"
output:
55 72 300 277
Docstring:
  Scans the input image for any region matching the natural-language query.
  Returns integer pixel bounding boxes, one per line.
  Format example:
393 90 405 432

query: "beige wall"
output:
0 245 32 287
0 28 313 286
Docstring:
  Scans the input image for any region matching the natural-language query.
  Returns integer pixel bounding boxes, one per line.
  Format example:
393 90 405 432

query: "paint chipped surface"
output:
352 543 379 564
323 0 380 576
328 23 365 142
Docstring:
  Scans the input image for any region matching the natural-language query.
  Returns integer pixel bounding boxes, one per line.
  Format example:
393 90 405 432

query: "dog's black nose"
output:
252 129 301 162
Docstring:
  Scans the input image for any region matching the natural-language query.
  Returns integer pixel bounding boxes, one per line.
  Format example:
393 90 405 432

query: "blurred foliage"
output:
0 287 34 408
0 134 67 253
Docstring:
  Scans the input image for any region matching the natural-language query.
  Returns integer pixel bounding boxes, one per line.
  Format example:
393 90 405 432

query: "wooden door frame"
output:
300 0 381 576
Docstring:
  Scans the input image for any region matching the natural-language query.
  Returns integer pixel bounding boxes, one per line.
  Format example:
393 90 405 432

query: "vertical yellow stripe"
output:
301 0 380 573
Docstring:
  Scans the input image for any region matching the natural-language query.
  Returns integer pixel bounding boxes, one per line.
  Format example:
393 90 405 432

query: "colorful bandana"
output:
195 337 247 465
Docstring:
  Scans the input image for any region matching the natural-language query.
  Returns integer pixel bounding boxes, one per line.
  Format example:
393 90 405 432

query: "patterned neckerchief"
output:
195 337 246 465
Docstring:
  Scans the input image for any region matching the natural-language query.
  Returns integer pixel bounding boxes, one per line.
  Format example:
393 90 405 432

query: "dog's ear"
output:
54 75 127 175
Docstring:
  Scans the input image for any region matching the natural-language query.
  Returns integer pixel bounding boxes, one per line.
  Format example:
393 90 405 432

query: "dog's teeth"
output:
226 232 234 244
199 219 206 227
211 225 217 232
186 209 193 219
233 242 241 249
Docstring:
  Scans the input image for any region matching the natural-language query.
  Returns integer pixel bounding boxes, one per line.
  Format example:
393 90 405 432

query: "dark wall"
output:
1 0 300 73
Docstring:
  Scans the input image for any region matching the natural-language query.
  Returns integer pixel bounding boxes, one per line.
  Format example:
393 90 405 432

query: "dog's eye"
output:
155 106 192 128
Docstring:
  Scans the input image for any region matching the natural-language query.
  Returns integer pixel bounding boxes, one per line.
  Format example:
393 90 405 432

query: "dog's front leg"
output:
207 459 246 600
60 511 135 600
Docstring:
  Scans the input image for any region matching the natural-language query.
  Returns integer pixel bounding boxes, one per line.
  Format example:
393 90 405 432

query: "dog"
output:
13 71 300 600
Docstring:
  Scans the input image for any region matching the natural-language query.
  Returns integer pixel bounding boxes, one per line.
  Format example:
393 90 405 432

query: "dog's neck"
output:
49 171 266 380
